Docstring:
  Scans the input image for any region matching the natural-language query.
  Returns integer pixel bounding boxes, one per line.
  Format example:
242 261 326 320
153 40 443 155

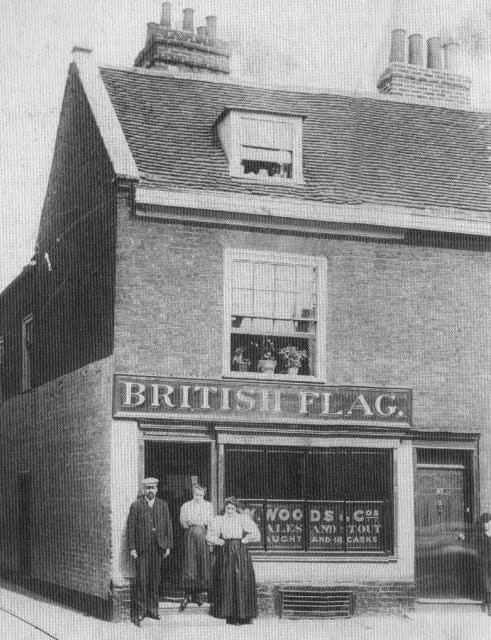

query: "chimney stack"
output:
377 29 471 109
135 4 230 75
183 8 194 33
408 34 424 66
160 2 171 29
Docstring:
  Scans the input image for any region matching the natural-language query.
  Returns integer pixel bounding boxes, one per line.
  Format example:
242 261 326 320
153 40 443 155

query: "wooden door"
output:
415 464 471 597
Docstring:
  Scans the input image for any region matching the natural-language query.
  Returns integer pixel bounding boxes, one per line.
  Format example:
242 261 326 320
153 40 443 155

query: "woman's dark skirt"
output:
210 540 258 620
182 525 211 593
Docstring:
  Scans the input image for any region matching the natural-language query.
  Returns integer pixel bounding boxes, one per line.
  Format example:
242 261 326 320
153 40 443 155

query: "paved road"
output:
0 581 490 640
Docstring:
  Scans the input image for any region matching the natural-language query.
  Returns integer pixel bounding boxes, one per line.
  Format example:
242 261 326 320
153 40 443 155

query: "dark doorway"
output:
415 449 478 598
18 471 32 576
145 441 210 599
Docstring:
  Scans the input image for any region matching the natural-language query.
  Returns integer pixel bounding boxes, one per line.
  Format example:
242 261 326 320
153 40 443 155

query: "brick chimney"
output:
377 29 471 109
134 2 230 75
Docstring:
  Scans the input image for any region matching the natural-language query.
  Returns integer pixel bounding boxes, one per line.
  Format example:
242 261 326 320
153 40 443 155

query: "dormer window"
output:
217 108 304 183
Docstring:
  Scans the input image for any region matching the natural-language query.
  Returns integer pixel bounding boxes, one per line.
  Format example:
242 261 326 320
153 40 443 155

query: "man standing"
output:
127 477 173 626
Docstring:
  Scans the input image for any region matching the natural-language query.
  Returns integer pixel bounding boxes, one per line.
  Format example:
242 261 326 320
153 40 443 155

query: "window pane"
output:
297 266 316 294
232 289 253 316
241 500 264 550
296 292 316 320
226 449 264 499
274 292 294 319
254 262 275 291
266 500 304 550
345 501 385 552
254 290 274 317
267 451 304 499
275 265 296 292
232 261 253 287
241 117 293 149
252 318 274 333
308 451 346 500
308 501 344 551
343 451 391 501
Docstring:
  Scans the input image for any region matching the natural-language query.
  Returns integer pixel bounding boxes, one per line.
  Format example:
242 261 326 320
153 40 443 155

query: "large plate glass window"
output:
224 250 326 380
225 446 393 555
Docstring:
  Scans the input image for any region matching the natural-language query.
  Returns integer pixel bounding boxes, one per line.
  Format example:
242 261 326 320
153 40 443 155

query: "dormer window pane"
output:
217 109 304 183
241 117 293 147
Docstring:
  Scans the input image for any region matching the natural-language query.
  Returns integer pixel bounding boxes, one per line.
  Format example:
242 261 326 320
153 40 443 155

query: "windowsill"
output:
223 371 324 384
250 551 397 563
230 172 305 186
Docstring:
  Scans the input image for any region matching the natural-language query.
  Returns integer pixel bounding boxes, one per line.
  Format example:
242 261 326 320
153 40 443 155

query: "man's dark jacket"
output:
127 497 173 554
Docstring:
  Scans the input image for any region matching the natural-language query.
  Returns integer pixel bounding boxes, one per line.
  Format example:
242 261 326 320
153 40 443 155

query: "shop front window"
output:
226 447 393 554
224 250 326 379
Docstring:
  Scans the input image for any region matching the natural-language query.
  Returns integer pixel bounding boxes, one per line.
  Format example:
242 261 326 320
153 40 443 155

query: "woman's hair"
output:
191 483 206 494
480 512 491 524
223 496 241 511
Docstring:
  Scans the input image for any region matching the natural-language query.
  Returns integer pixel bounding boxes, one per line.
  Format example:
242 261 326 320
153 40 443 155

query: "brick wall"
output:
0 356 113 600
378 63 471 108
113 216 491 504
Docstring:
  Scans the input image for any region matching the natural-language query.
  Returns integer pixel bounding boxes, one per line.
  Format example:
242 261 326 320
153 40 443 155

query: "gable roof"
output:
98 66 491 214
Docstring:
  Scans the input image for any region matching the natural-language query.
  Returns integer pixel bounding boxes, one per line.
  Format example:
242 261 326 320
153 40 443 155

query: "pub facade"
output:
0 5 490 619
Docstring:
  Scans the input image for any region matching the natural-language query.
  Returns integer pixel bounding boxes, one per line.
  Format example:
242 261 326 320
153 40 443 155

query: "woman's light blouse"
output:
180 499 215 528
206 513 261 545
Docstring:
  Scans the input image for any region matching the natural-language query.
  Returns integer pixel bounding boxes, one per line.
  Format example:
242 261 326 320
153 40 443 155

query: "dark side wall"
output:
0 65 118 610
0 64 117 399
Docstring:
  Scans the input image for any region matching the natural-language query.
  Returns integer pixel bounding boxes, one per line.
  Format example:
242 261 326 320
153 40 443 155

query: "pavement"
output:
0 580 490 640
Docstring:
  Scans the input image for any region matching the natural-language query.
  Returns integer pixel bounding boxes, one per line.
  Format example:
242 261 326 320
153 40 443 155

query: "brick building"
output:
1 4 490 620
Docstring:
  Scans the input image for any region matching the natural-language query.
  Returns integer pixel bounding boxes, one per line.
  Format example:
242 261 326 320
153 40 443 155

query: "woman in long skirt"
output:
478 512 491 615
206 496 260 625
179 484 215 610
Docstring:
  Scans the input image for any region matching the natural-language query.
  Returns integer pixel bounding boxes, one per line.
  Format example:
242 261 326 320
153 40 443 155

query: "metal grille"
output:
278 587 354 618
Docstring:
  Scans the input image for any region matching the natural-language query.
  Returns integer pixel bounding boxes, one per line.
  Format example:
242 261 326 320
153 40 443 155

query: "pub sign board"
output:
113 375 412 426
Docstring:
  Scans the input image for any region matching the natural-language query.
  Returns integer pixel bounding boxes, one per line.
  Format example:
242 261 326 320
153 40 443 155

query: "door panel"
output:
415 464 474 597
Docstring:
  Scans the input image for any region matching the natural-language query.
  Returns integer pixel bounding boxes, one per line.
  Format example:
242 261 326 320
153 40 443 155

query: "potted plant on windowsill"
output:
258 350 276 374
279 345 307 375
256 338 277 374
232 348 251 372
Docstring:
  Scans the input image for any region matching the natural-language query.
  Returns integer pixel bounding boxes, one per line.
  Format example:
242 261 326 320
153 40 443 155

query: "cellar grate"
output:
278 587 354 619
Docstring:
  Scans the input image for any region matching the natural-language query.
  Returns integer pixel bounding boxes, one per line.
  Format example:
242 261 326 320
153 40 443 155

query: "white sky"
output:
1 0 491 291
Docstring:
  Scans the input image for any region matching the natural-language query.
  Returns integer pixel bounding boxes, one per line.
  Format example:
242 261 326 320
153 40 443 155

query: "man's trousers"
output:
135 540 162 617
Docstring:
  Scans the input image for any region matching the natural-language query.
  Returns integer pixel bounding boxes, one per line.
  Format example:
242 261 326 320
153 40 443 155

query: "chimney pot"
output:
389 29 407 64
443 41 459 73
427 37 443 70
408 34 424 66
183 8 194 33
160 2 171 29
206 15 218 44
197 26 207 41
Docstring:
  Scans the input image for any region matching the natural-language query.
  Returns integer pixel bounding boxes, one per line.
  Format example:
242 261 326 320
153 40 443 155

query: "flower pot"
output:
288 367 299 376
258 359 276 374
237 362 250 372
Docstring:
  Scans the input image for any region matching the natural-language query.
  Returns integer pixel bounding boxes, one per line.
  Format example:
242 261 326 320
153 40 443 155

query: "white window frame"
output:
22 314 34 392
223 249 326 382
217 109 304 184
